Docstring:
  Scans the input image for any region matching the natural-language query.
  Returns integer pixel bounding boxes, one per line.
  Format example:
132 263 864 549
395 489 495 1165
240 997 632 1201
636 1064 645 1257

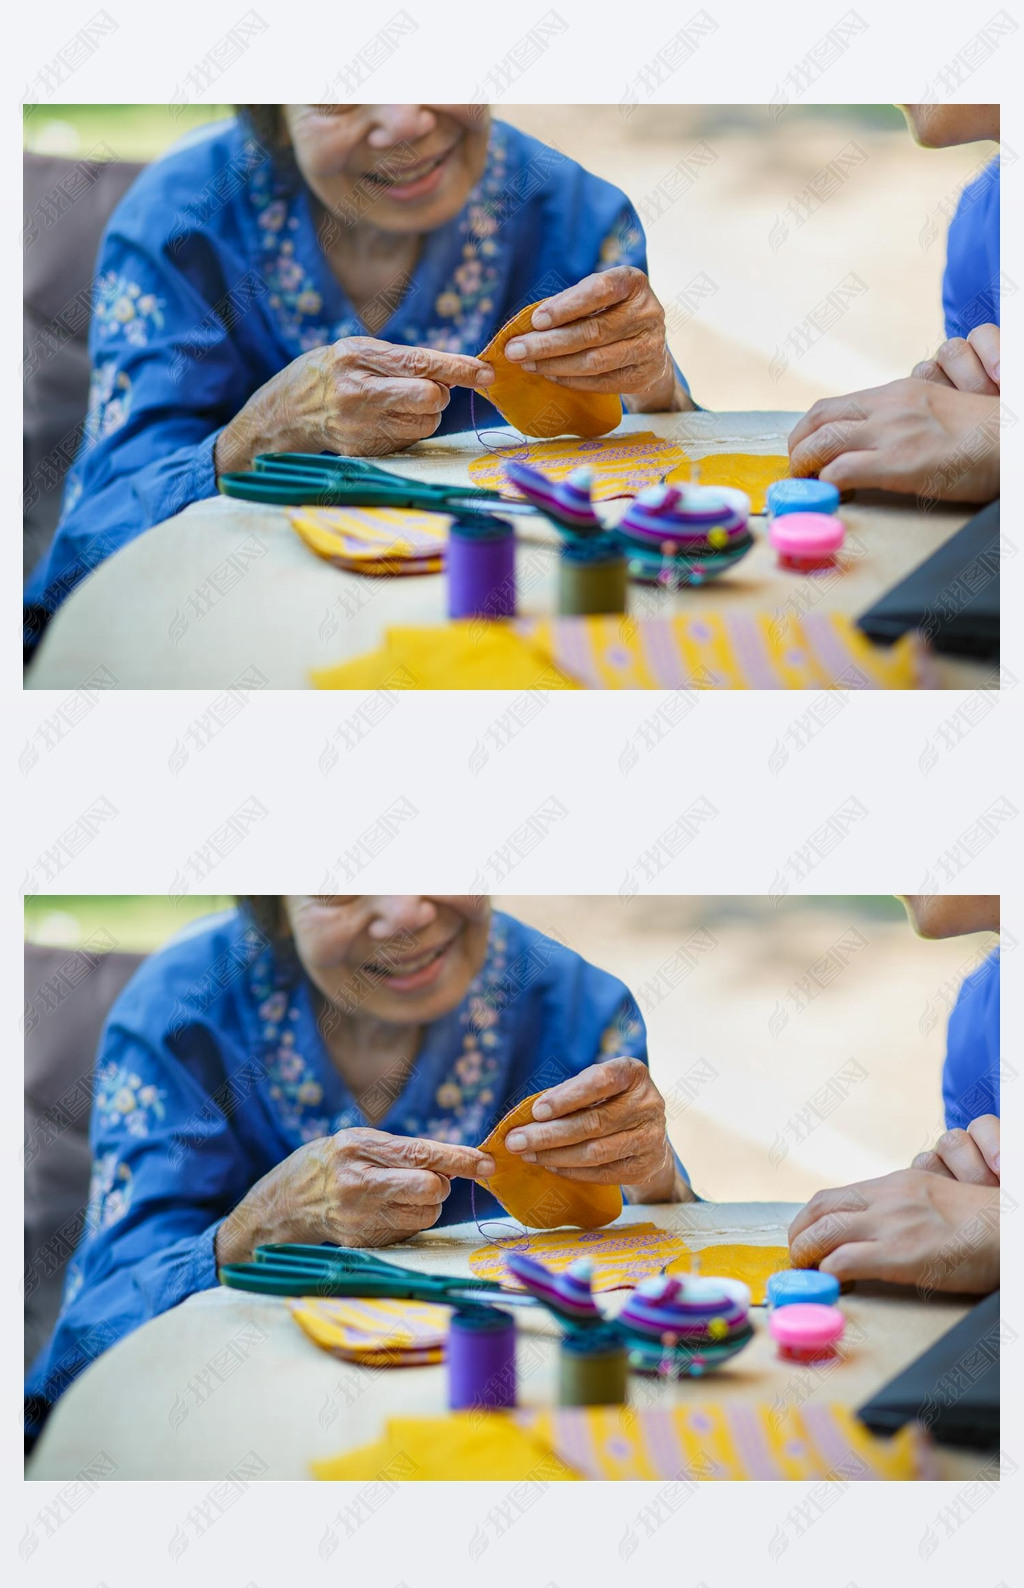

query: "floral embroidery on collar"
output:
245 124 516 358
246 917 515 1148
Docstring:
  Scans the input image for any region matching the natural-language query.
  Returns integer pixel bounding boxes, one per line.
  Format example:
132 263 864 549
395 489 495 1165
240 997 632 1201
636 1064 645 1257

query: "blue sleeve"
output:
942 950 1000 1130
25 1019 256 1424
942 157 1001 339
24 227 258 628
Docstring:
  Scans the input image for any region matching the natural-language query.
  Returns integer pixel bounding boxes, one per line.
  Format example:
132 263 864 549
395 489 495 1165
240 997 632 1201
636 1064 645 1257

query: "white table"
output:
26 414 986 690
27 1202 984 1480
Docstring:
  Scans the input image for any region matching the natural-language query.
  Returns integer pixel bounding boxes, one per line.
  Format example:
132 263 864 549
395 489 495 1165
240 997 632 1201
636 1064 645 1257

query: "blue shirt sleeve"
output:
24 229 254 625
942 948 1000 1129
942 155 1001 339
25 1015 257 1427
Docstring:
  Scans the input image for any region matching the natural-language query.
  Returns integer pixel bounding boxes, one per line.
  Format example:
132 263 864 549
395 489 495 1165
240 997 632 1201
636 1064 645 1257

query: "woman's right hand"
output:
214 337 493 469
214 1128 495 1262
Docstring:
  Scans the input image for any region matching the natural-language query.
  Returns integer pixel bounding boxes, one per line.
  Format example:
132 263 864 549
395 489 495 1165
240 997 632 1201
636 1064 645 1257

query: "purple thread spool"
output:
447 1306 517 1411
447 514 517 621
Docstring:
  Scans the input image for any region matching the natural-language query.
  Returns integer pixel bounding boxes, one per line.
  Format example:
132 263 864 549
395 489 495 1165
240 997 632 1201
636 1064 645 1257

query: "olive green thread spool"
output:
557 536 627 616
558 1329 629 1406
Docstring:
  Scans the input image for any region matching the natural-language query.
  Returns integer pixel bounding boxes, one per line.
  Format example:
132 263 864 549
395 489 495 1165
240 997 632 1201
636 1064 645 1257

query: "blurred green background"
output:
24 895 234 950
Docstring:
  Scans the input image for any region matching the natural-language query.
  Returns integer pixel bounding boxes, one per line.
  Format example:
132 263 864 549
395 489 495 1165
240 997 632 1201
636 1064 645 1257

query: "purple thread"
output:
469 386 531 455
447 517 516 620
447 1307 517 1410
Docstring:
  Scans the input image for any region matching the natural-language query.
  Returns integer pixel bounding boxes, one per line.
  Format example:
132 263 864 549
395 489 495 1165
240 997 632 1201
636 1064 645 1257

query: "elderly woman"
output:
25 105 692 639
25 896 691 1432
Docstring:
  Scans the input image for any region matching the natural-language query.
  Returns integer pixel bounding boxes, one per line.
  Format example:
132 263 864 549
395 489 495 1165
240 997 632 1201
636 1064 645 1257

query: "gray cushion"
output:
24 942 145 1367
23 152 146 580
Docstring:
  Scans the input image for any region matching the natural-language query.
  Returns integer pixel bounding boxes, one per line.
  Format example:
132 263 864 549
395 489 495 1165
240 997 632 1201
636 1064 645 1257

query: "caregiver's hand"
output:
502 267 692 412
912 324 1000 395
503 1057 692 1203
788 1169 1000 1294
788 379 1000 502
214 1129 496 1261
214 337 493 468
912 1115 1000 1186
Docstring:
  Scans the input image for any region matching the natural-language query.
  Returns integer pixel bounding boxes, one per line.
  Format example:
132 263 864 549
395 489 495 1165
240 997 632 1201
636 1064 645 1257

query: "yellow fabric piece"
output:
520 1403 934 1481
469 1222 692 1292
289 505 446 574
313 1413 581 1481
514 613 927 691
312 612 927 691
288 1296 449 1365
314 1404 935 1480
478 301 622 438
477 1091 622 1229
468 431 689 501
666 453 792 514
311 622 582 691
666 1244 792 1306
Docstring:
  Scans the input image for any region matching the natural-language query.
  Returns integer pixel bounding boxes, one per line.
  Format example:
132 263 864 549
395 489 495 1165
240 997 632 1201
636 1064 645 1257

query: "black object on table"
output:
857 499 999 659
857 1290 1000 1449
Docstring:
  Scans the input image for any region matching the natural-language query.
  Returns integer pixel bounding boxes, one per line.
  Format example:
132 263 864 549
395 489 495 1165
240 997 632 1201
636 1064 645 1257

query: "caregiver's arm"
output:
213 339 493 470
502 267 695 415
214 1130 494 1262
501 1056 695 1204
788 1168 999 1293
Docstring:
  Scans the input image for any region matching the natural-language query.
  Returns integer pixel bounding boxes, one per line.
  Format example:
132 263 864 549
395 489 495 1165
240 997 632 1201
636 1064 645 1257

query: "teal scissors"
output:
219 1243 539 1309
218 452 535 517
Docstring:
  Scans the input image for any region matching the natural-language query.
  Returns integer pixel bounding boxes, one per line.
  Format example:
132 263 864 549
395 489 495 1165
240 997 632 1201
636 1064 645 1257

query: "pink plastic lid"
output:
769 1302 845 1349
768 512 844 557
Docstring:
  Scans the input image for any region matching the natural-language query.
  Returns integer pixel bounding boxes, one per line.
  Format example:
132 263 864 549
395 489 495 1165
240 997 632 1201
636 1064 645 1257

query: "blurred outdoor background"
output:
22 104 995 410
24 894 999 1205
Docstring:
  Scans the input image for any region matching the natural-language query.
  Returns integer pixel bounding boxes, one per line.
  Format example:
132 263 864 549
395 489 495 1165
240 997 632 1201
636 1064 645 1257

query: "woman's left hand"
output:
502 267 684 410
503 1056 687 1201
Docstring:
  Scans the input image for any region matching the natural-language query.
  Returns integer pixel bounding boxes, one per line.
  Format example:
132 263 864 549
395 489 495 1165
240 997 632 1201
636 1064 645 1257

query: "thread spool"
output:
447 514 516 620
558 1328 629 1406
558 537 627 615
447 1306 517 1410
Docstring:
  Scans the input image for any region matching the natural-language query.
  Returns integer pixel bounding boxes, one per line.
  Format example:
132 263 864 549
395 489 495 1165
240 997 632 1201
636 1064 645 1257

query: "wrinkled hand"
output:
912 1114 999 1185
502 267 678 405
788 1168 1000 1294
503 1056 681 1199
215 336 493 467
216 1128 495 1261
788 378 1000 502
913 324 999 395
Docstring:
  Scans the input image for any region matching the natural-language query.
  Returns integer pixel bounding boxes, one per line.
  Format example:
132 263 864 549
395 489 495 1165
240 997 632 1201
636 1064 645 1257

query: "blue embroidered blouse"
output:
24 115 656 638
25 908 652 1425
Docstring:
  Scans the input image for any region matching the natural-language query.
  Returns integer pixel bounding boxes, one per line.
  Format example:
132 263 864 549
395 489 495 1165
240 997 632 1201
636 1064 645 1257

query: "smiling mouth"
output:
363 937 454 979
361 144 455 189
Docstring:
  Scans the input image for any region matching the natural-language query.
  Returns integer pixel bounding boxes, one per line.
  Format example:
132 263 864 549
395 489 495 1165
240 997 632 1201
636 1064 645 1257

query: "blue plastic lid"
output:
766 1269 841 1308
766 479 840 518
